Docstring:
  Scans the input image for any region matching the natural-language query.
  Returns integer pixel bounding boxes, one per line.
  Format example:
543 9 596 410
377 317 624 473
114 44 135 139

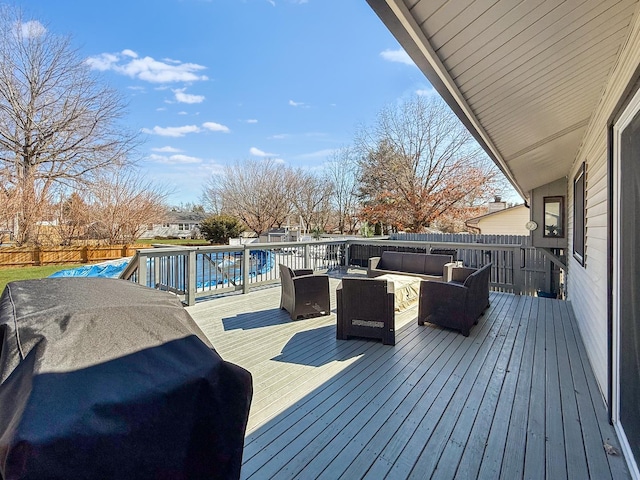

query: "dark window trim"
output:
543 195 565 238
573 162 586 266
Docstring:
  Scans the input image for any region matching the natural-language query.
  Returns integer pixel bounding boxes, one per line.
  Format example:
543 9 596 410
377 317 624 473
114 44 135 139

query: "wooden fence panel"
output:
0 245 147 268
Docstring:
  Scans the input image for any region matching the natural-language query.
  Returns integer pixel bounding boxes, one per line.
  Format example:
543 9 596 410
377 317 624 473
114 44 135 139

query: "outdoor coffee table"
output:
375 273 422 311
336 274 422 345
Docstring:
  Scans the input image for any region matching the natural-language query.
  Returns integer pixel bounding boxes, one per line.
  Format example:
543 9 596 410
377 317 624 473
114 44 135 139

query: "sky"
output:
16 0 517 206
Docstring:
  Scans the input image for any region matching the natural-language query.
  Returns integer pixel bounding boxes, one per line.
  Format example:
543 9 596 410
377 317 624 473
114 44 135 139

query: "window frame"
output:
543 195 565 238
573 162 586 265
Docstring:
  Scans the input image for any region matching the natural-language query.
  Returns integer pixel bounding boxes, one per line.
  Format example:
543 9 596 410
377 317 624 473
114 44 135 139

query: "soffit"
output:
368 0 640 198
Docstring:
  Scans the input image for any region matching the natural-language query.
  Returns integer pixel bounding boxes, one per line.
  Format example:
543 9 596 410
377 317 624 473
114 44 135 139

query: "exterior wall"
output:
568 5 640 399
475 205 529 235
530 178 569 249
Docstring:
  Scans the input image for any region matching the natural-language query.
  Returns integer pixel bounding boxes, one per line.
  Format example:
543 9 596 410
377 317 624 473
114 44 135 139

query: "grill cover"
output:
0 278 252 479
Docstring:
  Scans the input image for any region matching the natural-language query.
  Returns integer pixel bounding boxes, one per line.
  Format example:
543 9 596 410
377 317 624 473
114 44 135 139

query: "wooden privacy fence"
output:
0 245 151 268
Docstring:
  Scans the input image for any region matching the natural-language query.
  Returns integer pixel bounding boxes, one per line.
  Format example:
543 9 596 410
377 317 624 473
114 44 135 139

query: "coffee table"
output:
375 273 422 311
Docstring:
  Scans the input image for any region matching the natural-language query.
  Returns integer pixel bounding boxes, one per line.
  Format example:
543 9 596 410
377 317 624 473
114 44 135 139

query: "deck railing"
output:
121 237 557 305
121 240 346 305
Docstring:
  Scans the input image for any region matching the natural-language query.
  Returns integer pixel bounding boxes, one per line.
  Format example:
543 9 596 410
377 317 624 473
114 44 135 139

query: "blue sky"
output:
17 0 515 206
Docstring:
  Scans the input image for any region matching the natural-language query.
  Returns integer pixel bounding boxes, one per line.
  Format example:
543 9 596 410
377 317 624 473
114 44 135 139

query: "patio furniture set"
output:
279 251 492 345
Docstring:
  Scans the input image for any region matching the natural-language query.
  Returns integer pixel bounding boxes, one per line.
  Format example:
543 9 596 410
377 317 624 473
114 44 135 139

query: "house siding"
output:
568 3 640 400
475 205 529 235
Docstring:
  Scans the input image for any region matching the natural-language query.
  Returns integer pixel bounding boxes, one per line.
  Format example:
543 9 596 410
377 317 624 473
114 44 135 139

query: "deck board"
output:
185 271 630 479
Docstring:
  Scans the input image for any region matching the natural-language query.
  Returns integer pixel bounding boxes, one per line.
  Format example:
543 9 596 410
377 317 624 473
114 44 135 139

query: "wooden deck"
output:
186 271 630 479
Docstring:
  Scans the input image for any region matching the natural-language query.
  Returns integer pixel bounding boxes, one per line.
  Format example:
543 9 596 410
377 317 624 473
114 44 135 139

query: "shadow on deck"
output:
186 272 630 480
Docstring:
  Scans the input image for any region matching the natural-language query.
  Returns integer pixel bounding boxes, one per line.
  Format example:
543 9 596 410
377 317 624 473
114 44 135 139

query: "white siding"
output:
568 4 640 399
476 205 529 235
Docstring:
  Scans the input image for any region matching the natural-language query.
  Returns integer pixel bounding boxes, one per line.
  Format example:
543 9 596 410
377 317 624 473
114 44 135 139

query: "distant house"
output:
465 199 529 236
140 211 206 239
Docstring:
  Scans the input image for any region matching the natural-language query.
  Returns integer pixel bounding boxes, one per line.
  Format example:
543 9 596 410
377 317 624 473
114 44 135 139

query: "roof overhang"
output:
367 0 640 200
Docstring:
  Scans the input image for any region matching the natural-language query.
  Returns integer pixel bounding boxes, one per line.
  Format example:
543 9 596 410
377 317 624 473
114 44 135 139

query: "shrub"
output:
199 215 245 245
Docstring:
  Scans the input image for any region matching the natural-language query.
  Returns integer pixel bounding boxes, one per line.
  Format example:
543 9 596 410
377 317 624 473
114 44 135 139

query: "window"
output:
543 196 564 237
573 162 585 265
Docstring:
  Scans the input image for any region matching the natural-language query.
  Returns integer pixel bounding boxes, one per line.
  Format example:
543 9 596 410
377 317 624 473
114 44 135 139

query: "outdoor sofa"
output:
418 263 492 336
367 251 456 282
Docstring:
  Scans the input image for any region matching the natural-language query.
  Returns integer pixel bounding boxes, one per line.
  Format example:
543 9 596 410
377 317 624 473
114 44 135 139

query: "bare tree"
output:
87 169 169 244
356 95 500 232
324 147 360 234
290 169 333 235
54 191 90 245
0 7 139 244
202 159 295 235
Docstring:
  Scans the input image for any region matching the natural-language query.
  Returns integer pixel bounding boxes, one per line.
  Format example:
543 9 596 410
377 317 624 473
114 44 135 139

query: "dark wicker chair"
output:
417 263 492 336
279 264 330 320
336 277 395 345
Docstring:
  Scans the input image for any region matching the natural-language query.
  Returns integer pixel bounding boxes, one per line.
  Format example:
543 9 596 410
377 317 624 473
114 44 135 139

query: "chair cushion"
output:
379 252 403 271
423 254 453 275
401 253 427 274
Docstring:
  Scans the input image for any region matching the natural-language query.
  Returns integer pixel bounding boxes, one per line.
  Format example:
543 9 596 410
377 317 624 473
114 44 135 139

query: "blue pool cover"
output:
49 258 132 279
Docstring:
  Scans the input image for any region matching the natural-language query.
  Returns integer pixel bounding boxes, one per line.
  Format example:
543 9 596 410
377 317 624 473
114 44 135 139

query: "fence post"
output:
243 246 251 294
185 250 197 306
512 246 524 295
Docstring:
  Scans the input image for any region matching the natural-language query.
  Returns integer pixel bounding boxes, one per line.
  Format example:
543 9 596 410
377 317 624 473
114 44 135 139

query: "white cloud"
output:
87 50 208 83
178 111 188 115
202 122 230 133
270 133 290 140
142 125 200 137
296 148 336 160
416 88 436 97
380 48 415 66
246 119 258 124
86 53 119 71
148 153 202 164
289 99 306 107
144 122 229 136
173 88 205 104
250 147 278 157
18 20 46 39
152 146 182 153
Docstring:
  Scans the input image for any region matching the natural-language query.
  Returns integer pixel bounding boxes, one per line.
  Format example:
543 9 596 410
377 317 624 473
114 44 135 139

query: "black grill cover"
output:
0 278 252 479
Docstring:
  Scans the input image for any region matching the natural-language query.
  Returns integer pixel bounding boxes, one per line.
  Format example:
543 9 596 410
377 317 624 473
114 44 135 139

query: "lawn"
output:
0 264 82 295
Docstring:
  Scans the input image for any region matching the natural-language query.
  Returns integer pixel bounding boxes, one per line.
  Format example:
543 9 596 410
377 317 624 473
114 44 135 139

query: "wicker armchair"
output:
417 263 492 336
336 277 395 345
279 264 330 320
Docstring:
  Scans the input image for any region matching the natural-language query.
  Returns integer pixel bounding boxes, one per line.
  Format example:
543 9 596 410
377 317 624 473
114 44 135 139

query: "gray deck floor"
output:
187 271 630 480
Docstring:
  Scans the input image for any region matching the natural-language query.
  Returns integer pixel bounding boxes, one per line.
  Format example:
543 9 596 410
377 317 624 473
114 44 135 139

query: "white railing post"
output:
344 241 350 267
243 245 251 294
138 252 147 286
304 243 311 269
186 250 197 306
